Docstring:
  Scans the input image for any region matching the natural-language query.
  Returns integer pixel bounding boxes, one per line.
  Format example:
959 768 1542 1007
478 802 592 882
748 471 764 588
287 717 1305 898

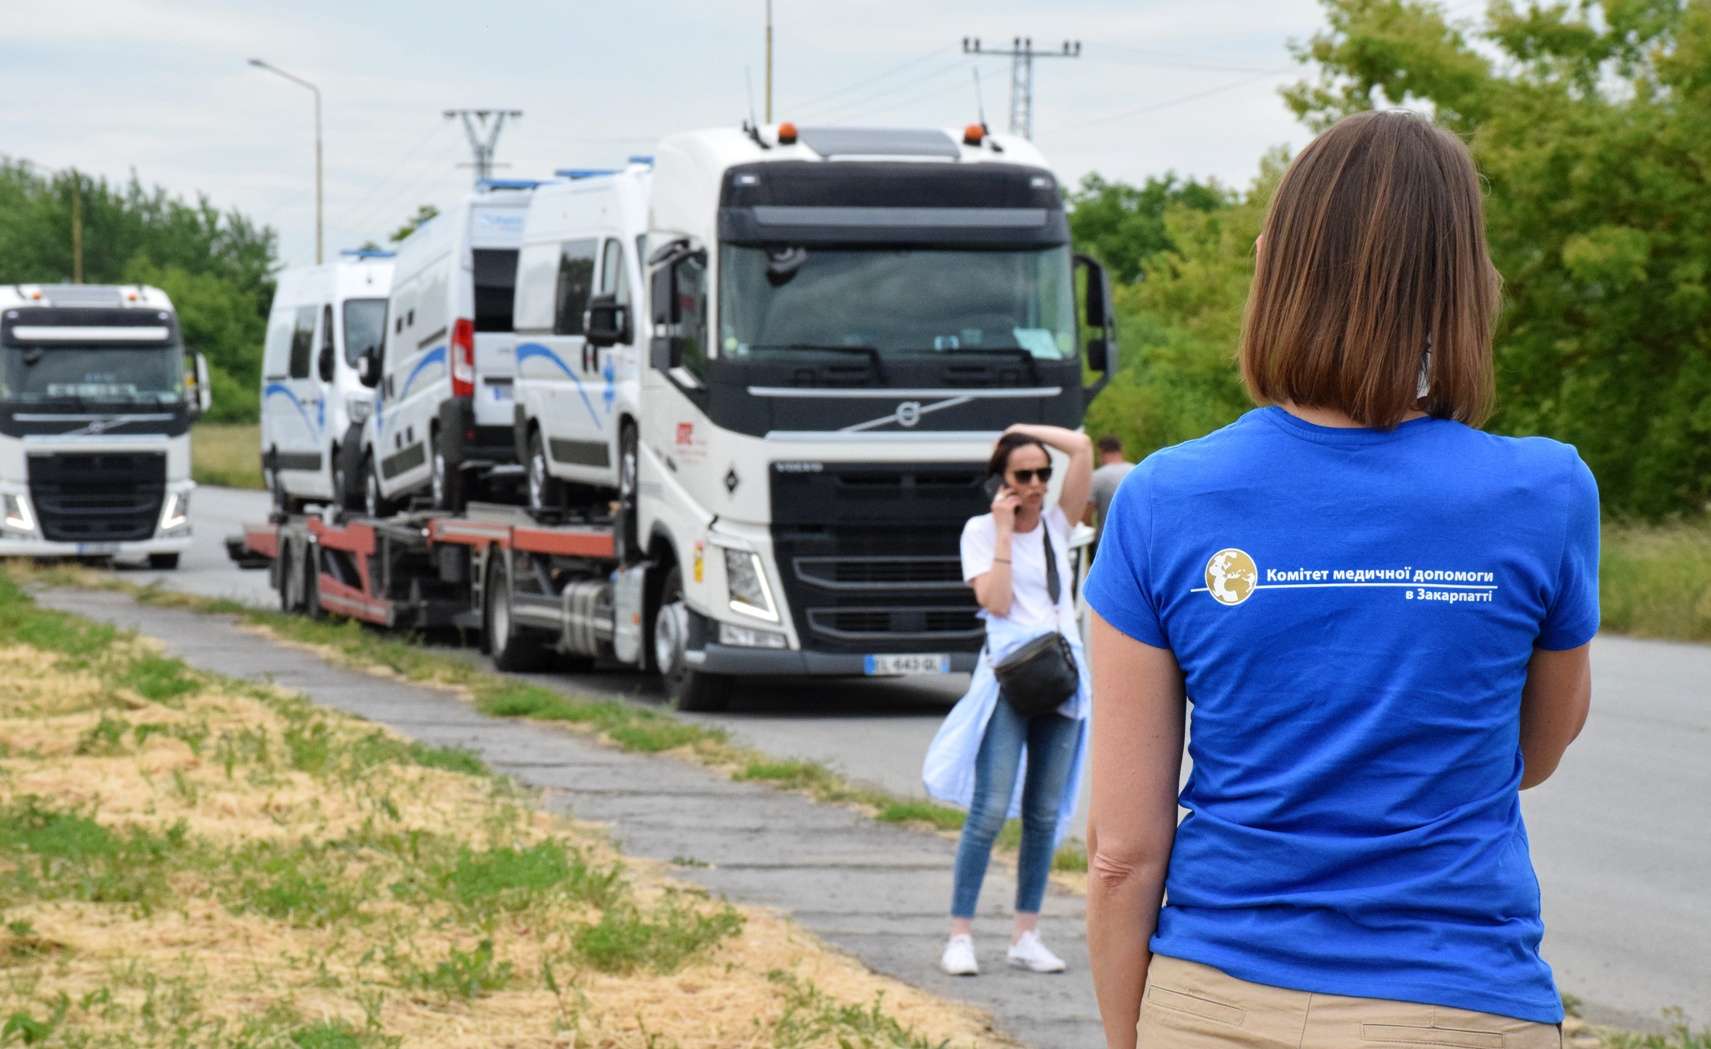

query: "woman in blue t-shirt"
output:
1083 110 1598 1048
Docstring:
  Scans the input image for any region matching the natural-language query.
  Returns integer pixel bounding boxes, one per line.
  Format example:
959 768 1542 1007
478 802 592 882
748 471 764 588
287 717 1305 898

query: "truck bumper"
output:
0 533 192 558
687 643 977 677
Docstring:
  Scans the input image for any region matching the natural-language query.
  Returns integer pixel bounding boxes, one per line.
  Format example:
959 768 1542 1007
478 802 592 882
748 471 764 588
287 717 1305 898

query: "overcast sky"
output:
6 0 1338 269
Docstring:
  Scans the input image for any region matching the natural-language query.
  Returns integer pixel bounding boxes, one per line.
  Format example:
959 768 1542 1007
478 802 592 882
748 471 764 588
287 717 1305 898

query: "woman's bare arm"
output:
1519 643 1592 789
1087 612 1186 1049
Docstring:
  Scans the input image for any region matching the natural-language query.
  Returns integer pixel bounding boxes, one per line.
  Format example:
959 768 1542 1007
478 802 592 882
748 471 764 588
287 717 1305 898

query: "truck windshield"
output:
0 345 185 404
343 298 387 366
717 245 1076 361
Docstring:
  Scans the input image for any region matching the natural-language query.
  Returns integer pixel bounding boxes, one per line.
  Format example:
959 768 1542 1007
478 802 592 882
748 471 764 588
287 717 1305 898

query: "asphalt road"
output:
127 485 1711 1031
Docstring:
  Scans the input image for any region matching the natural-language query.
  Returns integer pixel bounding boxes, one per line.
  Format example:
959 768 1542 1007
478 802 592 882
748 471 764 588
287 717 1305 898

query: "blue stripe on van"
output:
377 345 447 438
263 382 320 438
516 342 602 428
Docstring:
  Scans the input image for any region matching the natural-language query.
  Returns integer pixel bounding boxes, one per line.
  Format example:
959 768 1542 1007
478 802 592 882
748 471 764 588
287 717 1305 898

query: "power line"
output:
797 58 973 121
330 118 452 233
788 46 952 112
444 109 523 186
1065 66 1297 130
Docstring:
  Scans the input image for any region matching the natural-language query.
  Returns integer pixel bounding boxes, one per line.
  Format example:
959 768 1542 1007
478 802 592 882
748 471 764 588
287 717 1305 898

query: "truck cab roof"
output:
0 284 176 312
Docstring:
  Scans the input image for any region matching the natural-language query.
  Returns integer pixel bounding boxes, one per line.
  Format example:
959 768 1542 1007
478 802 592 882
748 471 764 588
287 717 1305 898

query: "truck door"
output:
376 276 439 498
277 305 322 491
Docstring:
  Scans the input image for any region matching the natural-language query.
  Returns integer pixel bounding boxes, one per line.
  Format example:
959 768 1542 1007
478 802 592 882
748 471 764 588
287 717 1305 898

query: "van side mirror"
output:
584 294 631 348
317 343 335 383
357 348 382 389
191 352 212 415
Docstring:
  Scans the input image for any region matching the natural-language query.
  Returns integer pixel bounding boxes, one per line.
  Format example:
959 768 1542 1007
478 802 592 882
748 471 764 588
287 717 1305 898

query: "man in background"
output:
1084 435 1133 561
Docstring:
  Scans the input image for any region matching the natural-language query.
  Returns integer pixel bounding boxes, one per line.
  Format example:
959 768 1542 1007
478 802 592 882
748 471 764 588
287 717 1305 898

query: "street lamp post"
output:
248 58 322 264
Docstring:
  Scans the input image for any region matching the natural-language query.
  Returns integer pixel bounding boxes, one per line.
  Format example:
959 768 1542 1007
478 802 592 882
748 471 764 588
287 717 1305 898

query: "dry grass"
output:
191 421 262 490
1601 517 1711 643
0 582 1010 1048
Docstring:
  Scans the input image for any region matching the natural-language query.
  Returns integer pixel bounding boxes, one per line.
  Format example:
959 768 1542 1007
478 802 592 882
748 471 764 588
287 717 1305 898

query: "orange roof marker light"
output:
777 121 798 145
963 123 985 146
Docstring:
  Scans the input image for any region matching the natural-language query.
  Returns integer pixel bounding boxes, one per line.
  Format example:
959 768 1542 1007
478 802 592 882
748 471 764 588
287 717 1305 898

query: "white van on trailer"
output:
259 251 392 511
511 162 650 514
0 283 211 566
358 181 535 515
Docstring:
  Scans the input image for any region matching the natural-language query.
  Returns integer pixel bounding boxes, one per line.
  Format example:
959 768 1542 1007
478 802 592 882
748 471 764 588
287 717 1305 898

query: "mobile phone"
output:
982 474 1005 500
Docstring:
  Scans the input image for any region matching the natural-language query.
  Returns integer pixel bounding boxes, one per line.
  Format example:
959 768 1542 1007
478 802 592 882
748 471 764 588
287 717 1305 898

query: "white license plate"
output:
76 543 120 556
864 653 950 676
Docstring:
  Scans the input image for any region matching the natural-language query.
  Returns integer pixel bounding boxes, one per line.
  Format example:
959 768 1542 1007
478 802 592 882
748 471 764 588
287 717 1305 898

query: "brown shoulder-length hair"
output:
1240 110 1500 428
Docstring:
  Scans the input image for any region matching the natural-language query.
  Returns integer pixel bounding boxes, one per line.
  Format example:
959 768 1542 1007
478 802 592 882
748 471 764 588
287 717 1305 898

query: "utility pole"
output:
765 0 774 123
445 109 523 186
70 171 83 283
960 37 1081 140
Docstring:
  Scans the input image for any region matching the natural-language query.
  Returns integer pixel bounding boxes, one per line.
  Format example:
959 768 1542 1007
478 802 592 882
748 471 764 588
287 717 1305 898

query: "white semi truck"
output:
255 121 1115 709
0 283 211 566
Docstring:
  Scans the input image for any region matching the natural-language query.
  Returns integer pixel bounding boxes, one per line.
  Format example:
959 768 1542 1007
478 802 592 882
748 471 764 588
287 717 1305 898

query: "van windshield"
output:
0 344 185 405
343 299 387 366
717 245 1076 361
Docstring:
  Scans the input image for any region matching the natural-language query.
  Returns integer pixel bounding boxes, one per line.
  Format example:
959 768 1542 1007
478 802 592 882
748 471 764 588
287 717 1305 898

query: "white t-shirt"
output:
960 505 1075 630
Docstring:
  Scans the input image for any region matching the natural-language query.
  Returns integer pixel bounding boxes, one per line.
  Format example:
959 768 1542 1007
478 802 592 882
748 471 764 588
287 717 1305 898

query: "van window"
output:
473 249 519 332
344 299 387 366
288 305 317 379
513 243 558 332
554 239 598 336
321 305 334 363
264 311 294 379
599 239 630 306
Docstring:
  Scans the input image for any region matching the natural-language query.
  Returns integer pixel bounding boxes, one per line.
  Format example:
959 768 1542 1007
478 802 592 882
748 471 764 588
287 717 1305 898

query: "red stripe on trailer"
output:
243 524 279 560
316 578 392 626
511 526 615 559
308 517 379 555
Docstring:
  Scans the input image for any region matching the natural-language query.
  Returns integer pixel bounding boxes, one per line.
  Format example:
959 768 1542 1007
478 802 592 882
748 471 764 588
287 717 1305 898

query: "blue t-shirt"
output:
1084 407 1600 1024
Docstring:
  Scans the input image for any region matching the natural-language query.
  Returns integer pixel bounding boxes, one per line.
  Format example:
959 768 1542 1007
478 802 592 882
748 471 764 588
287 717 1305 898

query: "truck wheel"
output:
364 453 394 518
617 423 640 562
527 430 562 516
431 427 466 513
485 552 550 672
147 553 180 570
277 542 301 613
654 565 731 712
303 543 325 620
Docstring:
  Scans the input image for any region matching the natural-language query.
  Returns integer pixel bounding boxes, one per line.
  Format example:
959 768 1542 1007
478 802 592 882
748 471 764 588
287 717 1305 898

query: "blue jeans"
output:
950 702 1079 919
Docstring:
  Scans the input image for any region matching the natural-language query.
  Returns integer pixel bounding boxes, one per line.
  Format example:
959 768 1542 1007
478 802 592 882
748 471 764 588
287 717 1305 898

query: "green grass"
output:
1604 1011 1711 1049
768 970 952 1049
1602 517 1711 643
568 893 745 975
0 797 190 913
191 421 263 489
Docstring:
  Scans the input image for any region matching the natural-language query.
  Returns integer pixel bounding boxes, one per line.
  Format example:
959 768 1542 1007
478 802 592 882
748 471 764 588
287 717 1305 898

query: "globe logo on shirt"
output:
1204 548 1258 606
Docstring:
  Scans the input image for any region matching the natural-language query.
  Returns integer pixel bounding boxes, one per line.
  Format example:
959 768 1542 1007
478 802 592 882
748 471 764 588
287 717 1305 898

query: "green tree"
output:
0 159 278 422
390 204 439 243
1068 173 1233 284
1284 0 1711 517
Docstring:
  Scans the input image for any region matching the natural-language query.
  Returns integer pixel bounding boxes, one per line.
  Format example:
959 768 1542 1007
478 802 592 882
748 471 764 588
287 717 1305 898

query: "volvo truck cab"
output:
0 283 211 567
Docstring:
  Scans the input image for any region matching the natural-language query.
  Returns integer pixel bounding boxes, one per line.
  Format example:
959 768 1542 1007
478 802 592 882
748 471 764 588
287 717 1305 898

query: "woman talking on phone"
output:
924 422 1093 977
1084 110 1597 1048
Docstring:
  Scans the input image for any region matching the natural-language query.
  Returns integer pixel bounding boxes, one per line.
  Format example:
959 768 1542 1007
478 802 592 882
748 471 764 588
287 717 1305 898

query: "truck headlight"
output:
723 547 778 622
346 396 372 423
2 493 36 536
158 490 191 535
717 622 788 648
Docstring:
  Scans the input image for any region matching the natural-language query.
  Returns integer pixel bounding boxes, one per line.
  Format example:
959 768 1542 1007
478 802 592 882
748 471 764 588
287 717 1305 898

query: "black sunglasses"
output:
1008 467 1053 484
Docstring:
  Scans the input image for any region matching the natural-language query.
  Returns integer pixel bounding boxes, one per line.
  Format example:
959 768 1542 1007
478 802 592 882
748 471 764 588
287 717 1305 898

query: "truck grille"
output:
806 606 983 642
28 452 166 543
792 556 966 590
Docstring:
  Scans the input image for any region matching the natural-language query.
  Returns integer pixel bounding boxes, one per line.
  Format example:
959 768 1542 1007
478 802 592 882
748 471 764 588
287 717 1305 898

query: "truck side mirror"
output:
357 348 382 389
1074 253 1118 401
191 352 212 415
584 294 631 349
316 343 335 383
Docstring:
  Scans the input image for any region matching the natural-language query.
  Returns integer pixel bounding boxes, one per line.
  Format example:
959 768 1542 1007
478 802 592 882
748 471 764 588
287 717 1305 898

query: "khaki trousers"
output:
1139 956 1564 1049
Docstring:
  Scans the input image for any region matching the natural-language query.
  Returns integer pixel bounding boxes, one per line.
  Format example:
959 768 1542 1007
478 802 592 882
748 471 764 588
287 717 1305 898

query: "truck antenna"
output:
745 66 760 130
973 66 990 133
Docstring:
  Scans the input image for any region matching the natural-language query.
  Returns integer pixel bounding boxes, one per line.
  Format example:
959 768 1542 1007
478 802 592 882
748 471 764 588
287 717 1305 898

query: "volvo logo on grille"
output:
895 401 922 428
67 417 125 436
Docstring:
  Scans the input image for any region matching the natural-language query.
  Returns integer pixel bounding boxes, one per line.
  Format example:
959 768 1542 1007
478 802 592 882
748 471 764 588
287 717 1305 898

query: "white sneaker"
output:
1006 930 1067 973
940 934 979 976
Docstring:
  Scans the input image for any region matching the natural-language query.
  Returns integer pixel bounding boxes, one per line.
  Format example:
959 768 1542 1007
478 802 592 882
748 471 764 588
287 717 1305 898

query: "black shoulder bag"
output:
991 520 1079 717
